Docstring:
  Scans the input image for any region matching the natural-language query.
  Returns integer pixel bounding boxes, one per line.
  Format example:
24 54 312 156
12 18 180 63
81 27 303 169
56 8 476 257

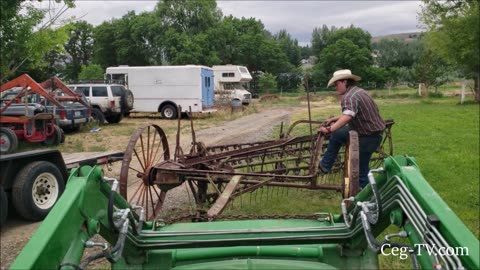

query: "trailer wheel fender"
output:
12 161 65 221
160 103 178 120
0 186 7 227
0 127 18 154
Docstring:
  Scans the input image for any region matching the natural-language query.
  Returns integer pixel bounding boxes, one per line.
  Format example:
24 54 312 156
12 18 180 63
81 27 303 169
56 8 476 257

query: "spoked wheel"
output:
342 130 359 198
119 124 170 220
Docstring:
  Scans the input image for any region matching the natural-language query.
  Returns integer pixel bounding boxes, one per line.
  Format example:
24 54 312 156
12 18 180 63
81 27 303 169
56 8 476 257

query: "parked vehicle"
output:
68 83 134 124
212 65 252 105
1 88 90 132
1 74 64 154
0 149 124 227
105 65 215 119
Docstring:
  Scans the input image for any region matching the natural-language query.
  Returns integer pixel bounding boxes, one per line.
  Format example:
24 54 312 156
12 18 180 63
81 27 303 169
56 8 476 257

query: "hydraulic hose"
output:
108 181 119 233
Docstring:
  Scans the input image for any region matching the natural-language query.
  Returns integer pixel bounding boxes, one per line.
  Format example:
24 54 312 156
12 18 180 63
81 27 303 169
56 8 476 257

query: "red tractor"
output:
0 74 66 154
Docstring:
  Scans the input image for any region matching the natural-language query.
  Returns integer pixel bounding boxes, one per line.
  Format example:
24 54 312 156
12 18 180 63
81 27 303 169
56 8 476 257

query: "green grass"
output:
378 99 479 237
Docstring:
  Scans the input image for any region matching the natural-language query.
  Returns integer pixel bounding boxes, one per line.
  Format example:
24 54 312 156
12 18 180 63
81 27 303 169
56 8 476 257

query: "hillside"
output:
372 32 423 43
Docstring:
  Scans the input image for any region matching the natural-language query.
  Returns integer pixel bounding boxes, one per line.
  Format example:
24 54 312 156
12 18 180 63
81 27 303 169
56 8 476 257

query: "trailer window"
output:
92 86 108 97
205 77 211 88
222 72 235 77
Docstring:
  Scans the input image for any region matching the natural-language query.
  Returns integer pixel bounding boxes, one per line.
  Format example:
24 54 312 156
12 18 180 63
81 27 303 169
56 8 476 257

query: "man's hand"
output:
318 126 331 134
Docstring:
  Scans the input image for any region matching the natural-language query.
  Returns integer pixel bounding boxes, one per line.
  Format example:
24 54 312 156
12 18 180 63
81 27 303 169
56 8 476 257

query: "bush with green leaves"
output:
258 73 278 94
78 64 104 81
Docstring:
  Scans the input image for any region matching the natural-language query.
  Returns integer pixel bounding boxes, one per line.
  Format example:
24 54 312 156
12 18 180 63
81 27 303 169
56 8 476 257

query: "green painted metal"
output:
384 156 480 269
10 156 480 270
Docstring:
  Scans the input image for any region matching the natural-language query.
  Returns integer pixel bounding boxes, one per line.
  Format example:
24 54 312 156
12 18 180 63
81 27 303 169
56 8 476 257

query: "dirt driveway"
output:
0 108 296 269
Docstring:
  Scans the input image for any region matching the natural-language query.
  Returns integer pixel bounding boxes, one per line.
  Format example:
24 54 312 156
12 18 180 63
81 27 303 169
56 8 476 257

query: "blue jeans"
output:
320 126 382 188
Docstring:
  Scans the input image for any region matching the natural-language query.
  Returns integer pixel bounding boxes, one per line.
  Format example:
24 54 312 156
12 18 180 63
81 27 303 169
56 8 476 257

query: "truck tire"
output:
0 186 7 227
0 127 18 154
91 108 105 125
106 113 123 124
161 104 177 120
121 89 134 112
12 161 65 221
42 125 62 146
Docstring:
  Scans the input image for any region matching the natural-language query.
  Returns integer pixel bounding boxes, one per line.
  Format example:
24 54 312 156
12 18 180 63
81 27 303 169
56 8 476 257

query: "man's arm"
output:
319 114 352 134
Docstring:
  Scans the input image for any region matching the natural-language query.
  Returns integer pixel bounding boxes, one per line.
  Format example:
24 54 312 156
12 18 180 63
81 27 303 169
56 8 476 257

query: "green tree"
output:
311 26 372 89
63 21 94 81
78 64 104 80
372 38 422 69
93 21 118 68
410 49 452 92
152 0 222 65
273 29 301 67
312 38 372 89
311 25 336 56
0 1 73 82
420 0 480 101
258 72 277 94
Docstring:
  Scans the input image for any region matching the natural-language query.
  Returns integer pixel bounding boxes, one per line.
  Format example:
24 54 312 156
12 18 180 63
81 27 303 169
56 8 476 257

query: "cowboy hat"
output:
327 69 361 87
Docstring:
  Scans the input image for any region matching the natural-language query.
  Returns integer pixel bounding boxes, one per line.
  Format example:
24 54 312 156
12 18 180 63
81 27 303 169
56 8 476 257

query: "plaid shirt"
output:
341 86 385 135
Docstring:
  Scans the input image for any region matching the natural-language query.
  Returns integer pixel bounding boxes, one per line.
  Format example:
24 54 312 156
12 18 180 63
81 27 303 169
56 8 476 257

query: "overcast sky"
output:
39 1 423 46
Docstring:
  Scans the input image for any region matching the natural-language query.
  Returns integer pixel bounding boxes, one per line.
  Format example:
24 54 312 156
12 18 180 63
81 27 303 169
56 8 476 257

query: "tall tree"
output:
153 0 222 65
93 21 118 68
312 26 373 89
311 25 335 56
420 0 480 101
273 29 301 67
63 21 94 80
154 0 222 35
372 38 422 69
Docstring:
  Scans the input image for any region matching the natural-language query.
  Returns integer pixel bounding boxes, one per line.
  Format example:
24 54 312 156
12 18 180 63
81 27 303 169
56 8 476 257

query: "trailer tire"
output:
0 186 7 227
12 161 64 221
0 127 18 154
42 125 62 146
91 108 105 125
161 104 177 120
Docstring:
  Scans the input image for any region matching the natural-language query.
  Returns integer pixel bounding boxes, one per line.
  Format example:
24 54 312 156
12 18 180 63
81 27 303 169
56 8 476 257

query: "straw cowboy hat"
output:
327 69 361 87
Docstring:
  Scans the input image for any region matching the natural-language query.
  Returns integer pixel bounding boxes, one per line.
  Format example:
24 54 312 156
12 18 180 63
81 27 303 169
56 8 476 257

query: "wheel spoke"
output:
130 181 144 202
146 126 151 167
139 134 147 169
133 149 146 171
148 130 158 167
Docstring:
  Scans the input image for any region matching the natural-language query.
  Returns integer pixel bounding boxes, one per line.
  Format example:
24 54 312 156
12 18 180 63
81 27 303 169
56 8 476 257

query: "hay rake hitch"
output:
118 117 395 220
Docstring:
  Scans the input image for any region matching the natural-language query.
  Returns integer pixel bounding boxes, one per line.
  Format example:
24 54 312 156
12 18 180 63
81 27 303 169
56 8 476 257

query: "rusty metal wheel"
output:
119 124 170 220
342 130 359 198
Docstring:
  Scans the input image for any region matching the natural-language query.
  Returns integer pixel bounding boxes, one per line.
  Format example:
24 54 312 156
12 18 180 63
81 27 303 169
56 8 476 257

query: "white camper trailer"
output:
212 65 252 105
105 65 215 119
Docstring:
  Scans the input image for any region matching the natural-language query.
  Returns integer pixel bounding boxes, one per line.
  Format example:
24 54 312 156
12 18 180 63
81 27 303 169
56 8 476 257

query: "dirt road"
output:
0 108 295 269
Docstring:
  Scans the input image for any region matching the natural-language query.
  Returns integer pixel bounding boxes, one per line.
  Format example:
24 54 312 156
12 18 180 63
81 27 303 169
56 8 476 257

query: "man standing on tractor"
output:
318 69 385 188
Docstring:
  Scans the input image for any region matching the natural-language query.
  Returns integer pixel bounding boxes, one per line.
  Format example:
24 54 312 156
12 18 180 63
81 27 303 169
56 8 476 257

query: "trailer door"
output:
201 68 214 107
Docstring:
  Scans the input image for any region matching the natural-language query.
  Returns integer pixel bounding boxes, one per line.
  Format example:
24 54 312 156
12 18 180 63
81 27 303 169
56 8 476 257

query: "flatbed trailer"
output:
0 149 123 226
